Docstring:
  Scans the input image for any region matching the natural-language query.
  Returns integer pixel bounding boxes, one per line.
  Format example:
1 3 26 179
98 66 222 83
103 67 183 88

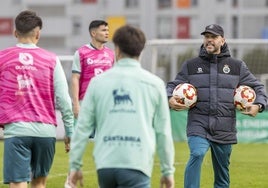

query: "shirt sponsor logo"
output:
19 52 33 65
103 135 141 143
17 74 34 90
110 88 136 113
86 57 112 65
94 68 104 75
87 57 94 64
16 52 37 71
113 88 133 106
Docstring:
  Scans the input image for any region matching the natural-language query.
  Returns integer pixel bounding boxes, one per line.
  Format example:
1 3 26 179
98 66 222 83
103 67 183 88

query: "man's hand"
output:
160 175 174 188
64 136 71 153
168 96 188 111
242 104 259 117
68 170 84 188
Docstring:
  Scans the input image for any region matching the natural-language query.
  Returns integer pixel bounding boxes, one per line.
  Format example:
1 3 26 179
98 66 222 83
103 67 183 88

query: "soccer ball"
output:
172 83 197 108
234 85 256 110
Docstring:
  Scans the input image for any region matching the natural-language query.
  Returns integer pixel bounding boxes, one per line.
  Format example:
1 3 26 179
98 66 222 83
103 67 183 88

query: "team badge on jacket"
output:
223 64 230 74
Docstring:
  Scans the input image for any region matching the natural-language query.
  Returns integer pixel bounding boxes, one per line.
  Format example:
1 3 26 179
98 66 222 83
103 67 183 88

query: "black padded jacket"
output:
166 43 267 144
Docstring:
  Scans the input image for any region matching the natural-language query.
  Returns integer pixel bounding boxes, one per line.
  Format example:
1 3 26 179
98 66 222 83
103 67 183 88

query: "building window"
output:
157 17 172 38
232 16 238 38
72 16 82 35
125 0 139 8
158 0 172 9
177 0 191 8
0 18 13 35
192 0 198 6
73 0 97 3
232 0 238 7
81 0 97 3
126 16 140 28
177 17 190 39
28 5 65 17
12 0 22 4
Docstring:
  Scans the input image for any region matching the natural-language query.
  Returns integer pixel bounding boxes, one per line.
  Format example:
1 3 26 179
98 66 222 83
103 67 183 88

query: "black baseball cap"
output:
201 24 224 37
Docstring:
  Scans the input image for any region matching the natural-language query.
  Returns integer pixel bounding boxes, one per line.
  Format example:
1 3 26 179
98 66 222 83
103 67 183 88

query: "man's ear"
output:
221 37 226 46
114 45 121 61
90 28 96 37
14 30 18 38
36 30 40 40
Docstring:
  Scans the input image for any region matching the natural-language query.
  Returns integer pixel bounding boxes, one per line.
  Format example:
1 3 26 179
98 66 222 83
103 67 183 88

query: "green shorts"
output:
3 137 56 184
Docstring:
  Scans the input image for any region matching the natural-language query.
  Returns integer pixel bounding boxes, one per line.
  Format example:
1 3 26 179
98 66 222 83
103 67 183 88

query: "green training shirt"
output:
70 58 175 177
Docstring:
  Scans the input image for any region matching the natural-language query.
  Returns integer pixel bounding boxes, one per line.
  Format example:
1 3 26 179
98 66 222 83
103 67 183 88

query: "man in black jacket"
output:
166 24 267 188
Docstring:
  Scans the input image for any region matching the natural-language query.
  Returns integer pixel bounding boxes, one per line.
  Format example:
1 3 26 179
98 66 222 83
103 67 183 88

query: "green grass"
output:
0 141 268 188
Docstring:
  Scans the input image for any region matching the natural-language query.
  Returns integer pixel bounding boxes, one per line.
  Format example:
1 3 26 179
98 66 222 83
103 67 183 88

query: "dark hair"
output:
15 10 42 35
112 25 146 57
88 20 108 31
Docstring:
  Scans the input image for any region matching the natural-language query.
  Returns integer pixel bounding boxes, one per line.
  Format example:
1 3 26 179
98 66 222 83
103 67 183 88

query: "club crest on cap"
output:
208 25 214 29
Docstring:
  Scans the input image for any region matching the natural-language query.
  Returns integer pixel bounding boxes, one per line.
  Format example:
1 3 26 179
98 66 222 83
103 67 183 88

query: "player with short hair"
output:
67 25 175 188
0 10 74 188
64 19 115 188
71 20 114 122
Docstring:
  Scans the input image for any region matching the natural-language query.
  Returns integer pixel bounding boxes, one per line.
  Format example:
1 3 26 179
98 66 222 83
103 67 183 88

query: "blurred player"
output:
64 19 114 188
71 20 114 127
0 10 74 188
67 25 175 188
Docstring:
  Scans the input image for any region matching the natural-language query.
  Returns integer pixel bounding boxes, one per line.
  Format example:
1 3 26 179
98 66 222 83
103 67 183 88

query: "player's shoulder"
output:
139 68 165 86
103 46 114 52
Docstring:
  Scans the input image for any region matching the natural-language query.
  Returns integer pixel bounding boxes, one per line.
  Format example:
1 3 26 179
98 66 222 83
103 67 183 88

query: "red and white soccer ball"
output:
234 85 256 110
172 83 197 108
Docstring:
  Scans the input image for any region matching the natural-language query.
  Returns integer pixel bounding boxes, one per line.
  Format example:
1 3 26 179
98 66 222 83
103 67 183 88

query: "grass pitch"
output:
0 141 267 188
